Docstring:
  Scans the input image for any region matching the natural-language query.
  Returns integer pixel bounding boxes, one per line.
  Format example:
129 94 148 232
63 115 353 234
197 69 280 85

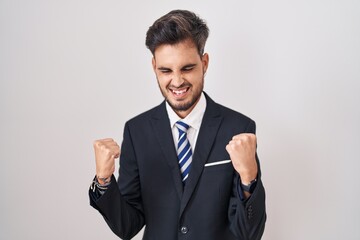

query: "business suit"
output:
89 93 266 240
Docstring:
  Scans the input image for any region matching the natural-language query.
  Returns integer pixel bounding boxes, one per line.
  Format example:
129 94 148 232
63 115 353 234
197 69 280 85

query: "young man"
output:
89 10 266 240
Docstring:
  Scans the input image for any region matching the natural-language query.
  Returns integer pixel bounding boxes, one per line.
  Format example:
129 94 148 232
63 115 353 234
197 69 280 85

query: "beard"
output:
158 79 204 113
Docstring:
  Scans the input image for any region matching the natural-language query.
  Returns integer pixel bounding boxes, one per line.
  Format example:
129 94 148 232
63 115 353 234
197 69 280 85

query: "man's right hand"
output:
93 138 120 184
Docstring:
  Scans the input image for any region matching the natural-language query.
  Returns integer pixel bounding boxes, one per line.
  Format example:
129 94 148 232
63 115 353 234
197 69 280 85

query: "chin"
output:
167 97 197 112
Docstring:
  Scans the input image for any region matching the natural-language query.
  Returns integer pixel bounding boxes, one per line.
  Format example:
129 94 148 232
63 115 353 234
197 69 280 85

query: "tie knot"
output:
176 121 190 133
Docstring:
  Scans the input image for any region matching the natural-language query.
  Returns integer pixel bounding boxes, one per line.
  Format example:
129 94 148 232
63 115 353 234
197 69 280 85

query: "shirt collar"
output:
166 92 207 130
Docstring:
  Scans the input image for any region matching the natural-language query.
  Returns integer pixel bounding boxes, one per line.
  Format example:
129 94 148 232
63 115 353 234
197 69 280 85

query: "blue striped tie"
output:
176 121 192 183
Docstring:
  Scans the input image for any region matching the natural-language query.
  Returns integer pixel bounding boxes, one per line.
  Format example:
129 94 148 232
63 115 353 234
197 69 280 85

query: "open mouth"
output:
170 87 190 98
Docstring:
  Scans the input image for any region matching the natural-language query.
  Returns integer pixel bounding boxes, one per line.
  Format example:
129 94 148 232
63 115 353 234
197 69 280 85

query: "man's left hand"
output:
226 133 258 184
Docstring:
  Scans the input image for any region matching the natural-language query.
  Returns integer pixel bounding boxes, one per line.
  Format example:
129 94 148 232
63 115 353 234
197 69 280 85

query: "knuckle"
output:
252 134 257 141
93 140 100 147
226 144 232 152
248 135 256 144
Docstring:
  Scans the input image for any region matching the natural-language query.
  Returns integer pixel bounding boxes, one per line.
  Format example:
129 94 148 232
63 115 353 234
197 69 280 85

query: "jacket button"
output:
180 226 188 234
247 205 253 219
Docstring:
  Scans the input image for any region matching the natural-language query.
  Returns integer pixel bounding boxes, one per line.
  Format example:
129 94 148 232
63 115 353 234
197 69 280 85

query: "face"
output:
152 40 209 118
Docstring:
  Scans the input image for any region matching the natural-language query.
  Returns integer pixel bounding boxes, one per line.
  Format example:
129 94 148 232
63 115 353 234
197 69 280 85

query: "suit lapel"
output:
179 94 223 216
150 102 183 199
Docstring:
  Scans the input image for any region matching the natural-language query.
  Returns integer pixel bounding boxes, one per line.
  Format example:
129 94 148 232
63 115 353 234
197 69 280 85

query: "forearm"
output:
89 175 145 239
228 174 266 240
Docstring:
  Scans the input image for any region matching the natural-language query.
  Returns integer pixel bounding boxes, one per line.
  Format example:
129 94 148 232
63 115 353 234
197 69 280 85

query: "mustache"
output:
168 83 192 89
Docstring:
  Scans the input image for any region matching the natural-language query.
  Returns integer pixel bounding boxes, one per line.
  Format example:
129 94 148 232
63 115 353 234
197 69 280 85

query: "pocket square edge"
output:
204 160 231 167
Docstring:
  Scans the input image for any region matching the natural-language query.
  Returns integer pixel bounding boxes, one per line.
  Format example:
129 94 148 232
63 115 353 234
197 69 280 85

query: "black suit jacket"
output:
89 93 266 240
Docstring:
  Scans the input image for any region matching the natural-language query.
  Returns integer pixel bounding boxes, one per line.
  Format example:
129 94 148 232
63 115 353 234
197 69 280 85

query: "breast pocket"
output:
202 160 234 176
201 159 235 208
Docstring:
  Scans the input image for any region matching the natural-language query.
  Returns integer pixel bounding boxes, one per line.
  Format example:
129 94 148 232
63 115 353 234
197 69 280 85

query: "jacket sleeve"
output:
89 122 145 240
228 120 267 240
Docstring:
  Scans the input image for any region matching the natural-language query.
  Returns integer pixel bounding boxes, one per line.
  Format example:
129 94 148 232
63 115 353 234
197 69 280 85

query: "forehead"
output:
154 40 200 67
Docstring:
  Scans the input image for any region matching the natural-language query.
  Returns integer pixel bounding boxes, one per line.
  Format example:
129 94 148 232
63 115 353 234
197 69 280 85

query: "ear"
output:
152 57 156 72
202 53 209 74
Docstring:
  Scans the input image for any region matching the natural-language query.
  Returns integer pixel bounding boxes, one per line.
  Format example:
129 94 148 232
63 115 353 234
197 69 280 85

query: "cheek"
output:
157 76 170 90
186 72 203 86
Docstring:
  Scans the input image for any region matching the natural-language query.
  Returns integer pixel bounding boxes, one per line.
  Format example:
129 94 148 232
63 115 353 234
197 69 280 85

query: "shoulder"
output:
206 93 254 124
220 103 255 131
205 94 256 133
124 101 165 128
218 103 253 122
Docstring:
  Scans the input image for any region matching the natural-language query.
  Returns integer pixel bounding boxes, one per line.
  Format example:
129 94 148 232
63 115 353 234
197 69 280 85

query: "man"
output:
89 10 266 240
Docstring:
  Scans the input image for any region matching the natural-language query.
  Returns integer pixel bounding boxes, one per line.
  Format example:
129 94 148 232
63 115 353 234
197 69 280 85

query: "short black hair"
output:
145 10 209 55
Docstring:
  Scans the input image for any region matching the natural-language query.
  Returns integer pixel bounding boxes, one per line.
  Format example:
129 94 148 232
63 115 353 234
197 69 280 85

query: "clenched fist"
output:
226 133 258 184
93 138 120 183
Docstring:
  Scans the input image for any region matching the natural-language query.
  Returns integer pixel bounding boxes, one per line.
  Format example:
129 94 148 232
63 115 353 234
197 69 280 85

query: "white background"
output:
1 0 359 239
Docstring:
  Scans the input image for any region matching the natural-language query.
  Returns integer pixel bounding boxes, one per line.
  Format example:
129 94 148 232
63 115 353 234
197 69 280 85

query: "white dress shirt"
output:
166 92 207 152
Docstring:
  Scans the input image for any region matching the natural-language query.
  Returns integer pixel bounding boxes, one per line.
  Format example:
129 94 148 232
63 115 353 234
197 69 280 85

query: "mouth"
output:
169 87 190 99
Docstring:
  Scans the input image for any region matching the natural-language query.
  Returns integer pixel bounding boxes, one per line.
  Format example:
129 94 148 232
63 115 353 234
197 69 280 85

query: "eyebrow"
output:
157 67 171 71
181 64 197 69
157 63 197 71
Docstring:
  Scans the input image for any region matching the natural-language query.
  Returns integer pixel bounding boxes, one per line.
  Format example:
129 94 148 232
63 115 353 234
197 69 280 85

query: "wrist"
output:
96 175 111 185
239 171 257 185
241 178 257 194
90 175 111 194
236 161 257 184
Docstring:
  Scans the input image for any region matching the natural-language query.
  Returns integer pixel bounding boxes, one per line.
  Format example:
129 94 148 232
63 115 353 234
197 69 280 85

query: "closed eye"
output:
182 64 196 72
182 67 194 72
158 68 172 74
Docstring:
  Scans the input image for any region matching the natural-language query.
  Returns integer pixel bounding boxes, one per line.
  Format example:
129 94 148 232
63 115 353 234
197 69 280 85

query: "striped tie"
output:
176 121 192 183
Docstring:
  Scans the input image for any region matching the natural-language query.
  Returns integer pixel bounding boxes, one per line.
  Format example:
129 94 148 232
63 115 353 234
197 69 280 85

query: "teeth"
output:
172 89 187 95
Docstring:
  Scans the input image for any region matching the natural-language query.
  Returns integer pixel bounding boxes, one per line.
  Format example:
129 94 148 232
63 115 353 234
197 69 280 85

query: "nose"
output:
171 72 184 88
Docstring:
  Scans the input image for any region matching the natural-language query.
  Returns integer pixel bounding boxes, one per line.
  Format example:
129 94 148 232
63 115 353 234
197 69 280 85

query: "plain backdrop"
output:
1 0 359 239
